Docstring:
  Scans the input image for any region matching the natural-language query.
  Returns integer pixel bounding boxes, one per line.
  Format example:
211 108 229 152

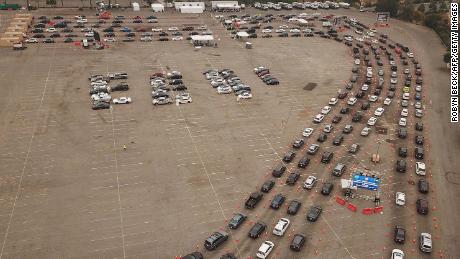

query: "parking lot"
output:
0 6 457 259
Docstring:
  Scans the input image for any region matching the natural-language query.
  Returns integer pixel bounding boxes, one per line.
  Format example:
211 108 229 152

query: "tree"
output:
440 1 448 12
417 3 425 13
413 10 424 22
424 13 441 29
376 0 400 17
399 4 415 21
428 1 437 12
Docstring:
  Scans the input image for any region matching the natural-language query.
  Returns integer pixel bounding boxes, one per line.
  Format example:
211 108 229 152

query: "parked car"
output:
248 221 267 239
321 182 333 195
270 193 286 209
287 200 302 215
306 205 322 221
204 231 228 250
273 218 290 236
228 213 247 229
256 241 274 259
245 192 263 209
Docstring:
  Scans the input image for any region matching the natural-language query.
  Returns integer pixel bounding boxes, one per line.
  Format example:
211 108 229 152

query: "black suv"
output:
415 135 424 145
270 194 286 209
394 226 406 244
321 182 333 195
398 128 407 139
283 151 296 162
272 165 286 177
321 151 334 164
297 156 310 168
415 147 424 160
287 199 302 215
418 179 429 194
292 139 304 149
204 231 228 250
317 133 327 143
248 221 267 239
416 198 429 215
332 135 344 146
307 205 322 221
415 122 424 131
228 213 247 229
398 147 408 157
290 234 306 251
286 171 300 185
261 179 275 193
245 192 263 209
396 159 407 172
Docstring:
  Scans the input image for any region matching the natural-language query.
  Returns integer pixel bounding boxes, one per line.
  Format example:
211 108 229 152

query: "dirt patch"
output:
303 82 317 91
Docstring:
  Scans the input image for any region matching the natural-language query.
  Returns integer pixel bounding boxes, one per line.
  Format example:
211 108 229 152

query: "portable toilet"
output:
132 2 140 11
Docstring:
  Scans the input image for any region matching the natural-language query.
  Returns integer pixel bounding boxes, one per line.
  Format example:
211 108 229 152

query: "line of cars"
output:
203 69 253 100
253 67 279 85
89 72 131 110
150 71 193 106
184 15 430 259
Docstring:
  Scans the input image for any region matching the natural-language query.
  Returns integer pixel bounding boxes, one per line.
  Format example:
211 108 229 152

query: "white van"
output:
82 39 89 49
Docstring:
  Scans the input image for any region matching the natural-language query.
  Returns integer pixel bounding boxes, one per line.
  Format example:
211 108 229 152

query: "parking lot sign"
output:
352 174 381 191
377 12 390 22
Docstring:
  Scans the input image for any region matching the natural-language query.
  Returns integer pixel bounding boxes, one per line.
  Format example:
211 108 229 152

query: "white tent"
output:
190 35 215 46
215 3 240 11
132 2 140 11
151 3 164 12
180 6 204 13
236 31 249 38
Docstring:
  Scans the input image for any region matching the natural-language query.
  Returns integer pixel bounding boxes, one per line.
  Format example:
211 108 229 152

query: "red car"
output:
135 27 146 32
150 72 165 78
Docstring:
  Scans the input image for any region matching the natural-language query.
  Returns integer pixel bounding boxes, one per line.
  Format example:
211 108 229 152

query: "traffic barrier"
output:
362 208 373 215
335 196 346 205
347 203 357 212
374 206 384 213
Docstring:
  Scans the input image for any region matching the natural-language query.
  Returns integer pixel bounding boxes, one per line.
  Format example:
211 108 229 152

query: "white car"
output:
374 107 384 116
104 38 116 42
404 68 410 74
238 92 252 99
329 97 338 105
279 25 289 29
401 108 408 117
113 97 132 104
289 28 300 33
152 28 163 32
304 176 317 189
168 27 179 31
390 78 398 84
140 37 152 42
378 69 384 76
415 109 423 118
256 241 274 259
416 85 422 92
345 36 353 42
77 18 87 23
384 98 392 106
85 32 94 37
92 93 111 102
355 37 364 42
217 86 232 94
391 249 404 259
402 93 410 100
275 28 285 33
172 36 183 41
148 19 158 23
407 52 414 58
361 84 369 91
321 106 331 115
313 114 325 123
197 25 207 30
415 101 422 109
211 78 224 87
361 127 371 136
391 71 397 78
395 192 405 206
354 59 360 65
368 31 374 37
323 124 333 133
399 118 407 127
366 71 373 78
26 38 38 43
46 28 57 32
262 29 272 33
367 117 377 126
273 218 290 236
369 95 378 102
354 29 362 34
152 97 172 105
416 162 426 176
176 93 192 103
302 128 314 137
348 97 357 106
420 233 432 253
370 28 377 33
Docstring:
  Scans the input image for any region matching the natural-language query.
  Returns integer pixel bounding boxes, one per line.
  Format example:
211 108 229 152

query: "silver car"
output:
152 97 172 105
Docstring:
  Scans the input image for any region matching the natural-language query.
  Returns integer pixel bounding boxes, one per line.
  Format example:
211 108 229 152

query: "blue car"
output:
120 27 131 32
